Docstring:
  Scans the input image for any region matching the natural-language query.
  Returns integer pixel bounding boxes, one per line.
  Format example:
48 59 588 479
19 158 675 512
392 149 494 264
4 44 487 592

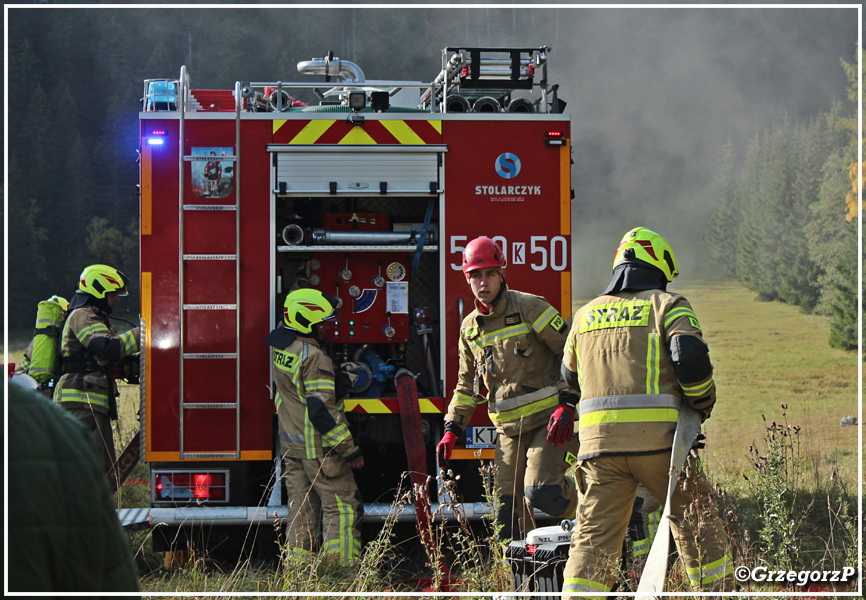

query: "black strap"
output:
60 355 103 375
33 325 60 337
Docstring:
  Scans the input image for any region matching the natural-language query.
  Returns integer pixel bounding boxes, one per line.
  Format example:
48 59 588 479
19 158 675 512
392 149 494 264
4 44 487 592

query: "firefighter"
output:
203 150 222 196
265 288 364 565
561 227 733 597
436 237 579 541
55 265 140 474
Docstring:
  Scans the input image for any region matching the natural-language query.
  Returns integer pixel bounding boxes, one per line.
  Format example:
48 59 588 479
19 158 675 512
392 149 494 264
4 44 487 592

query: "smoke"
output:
538 6 857 297
6 5 857 304
291 5 855 297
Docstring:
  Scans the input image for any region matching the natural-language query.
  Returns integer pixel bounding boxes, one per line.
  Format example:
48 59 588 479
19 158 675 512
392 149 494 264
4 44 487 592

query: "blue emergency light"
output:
146 129 167 145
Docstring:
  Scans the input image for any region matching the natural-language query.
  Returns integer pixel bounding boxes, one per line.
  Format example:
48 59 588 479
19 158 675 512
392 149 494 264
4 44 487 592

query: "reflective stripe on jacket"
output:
563 289 714 458
446 289 569 437
272 336 359 460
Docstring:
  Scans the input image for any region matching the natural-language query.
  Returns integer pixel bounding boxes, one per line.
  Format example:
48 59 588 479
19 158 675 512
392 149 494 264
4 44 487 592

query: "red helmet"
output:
462 237 506 278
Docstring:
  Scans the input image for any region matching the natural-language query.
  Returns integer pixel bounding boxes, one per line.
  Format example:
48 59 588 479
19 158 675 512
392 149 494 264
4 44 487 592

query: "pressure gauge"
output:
372 274 386 288
308 273 321 285
386 262 406 281
340 268 353 281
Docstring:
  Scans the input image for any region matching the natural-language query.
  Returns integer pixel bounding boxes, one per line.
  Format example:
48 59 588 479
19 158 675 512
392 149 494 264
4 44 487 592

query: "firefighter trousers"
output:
65 406 116 473
495 423 579 541
563 452 733 598
628 483 663 570
282 453 363 564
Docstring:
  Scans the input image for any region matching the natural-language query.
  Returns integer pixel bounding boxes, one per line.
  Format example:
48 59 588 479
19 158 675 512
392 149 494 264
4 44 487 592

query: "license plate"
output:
465 425 498 448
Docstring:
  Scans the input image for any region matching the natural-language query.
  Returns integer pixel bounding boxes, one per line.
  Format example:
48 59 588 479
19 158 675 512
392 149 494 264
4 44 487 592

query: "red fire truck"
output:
137 46 572 553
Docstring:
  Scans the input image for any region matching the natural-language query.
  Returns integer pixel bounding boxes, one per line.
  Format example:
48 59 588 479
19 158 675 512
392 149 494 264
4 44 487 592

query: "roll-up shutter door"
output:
269 145 446 196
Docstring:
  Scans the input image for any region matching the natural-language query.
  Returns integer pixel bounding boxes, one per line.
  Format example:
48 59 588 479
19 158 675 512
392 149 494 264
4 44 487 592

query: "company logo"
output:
495 153 521 179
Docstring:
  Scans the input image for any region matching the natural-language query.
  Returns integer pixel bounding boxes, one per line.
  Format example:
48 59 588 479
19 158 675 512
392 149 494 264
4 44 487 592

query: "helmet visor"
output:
112 269 130 296
321 292 339 320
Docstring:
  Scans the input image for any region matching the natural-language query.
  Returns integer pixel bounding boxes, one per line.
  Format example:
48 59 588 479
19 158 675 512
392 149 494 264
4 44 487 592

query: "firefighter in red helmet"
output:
437 237 579 541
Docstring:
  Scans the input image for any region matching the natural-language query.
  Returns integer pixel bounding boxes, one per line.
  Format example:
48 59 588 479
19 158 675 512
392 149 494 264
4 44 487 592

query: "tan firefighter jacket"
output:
54 306 140 415
562 289 716 459
445 289 570 437
273 336 361 461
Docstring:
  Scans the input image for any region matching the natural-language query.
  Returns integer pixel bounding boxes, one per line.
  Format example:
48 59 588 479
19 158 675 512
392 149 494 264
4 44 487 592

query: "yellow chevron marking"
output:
419 398 442 413
344 399 391 413
428 120 442 134
273 119 287 134
290 120 335 144
339 127 377 145
381 120 425 144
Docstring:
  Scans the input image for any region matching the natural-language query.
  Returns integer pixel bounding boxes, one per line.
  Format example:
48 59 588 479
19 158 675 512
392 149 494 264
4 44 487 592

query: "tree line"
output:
5 7 551 338
705 50 862 351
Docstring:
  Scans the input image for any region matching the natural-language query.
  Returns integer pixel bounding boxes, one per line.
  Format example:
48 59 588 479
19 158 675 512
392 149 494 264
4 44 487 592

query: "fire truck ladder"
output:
177 69 242 460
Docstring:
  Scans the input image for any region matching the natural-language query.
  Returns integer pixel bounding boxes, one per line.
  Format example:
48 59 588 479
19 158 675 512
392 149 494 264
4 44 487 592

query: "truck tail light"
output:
153 470 228 502
545 130 566 146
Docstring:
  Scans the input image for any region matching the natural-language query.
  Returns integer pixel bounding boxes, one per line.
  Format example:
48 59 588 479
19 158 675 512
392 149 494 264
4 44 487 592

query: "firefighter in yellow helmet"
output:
55 265 140 473
561 228 733 597
265 288 364 564
437 237 579 541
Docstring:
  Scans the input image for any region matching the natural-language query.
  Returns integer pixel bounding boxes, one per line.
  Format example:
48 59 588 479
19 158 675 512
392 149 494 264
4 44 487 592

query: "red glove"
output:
437 431 458 462
547 405 575 446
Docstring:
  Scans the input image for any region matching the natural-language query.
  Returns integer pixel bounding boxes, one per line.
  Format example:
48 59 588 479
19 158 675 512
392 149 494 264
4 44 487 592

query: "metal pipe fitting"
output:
297 57 365 83
281 224 305 246
309 229 436 245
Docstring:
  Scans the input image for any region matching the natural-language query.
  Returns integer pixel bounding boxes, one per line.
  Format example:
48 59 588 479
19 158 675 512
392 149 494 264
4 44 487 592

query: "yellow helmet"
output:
613 227 678 282
48 295 69 312
283 288 337 334
78 264 130 298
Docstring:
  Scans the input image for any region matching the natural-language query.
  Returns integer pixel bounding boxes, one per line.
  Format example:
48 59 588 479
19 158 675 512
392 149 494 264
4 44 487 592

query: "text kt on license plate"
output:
465 426 498 448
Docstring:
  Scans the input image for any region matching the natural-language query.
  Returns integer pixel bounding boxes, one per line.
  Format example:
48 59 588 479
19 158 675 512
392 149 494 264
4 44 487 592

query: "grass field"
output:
676 280 860 493
6 277 861 594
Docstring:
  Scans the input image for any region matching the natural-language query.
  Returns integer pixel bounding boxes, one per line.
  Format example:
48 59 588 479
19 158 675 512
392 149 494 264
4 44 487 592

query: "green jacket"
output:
8 381 140 593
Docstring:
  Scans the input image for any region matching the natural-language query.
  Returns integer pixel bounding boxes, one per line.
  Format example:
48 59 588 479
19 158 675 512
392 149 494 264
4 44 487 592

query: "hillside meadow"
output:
5 277 861 595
